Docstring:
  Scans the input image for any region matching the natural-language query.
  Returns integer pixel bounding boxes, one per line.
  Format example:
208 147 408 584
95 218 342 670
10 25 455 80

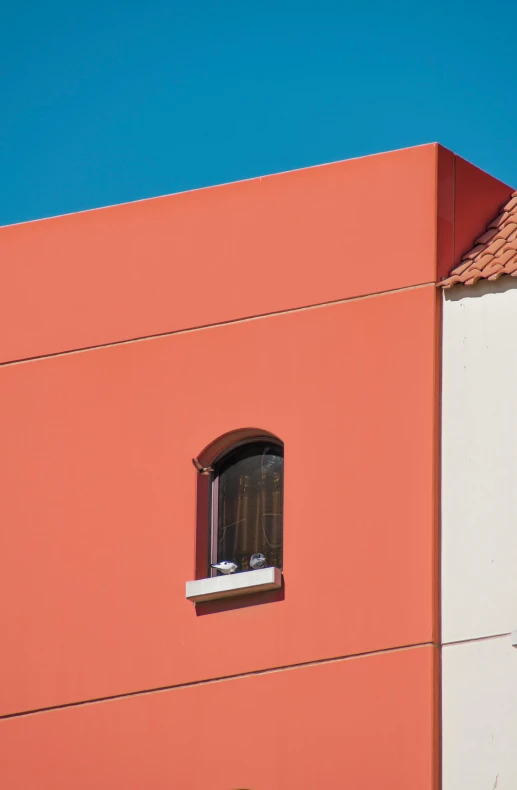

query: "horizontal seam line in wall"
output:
1 640 437 720
0 281 435 368
442 632 511 647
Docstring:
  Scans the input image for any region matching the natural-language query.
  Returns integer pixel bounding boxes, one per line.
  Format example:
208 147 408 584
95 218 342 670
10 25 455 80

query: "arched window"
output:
210 439 283 575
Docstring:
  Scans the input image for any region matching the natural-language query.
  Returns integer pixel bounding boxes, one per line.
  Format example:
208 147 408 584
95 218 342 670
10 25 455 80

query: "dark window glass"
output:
214 442 283 572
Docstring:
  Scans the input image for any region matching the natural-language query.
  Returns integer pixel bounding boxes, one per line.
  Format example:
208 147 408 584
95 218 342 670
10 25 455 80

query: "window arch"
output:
205 433 284 576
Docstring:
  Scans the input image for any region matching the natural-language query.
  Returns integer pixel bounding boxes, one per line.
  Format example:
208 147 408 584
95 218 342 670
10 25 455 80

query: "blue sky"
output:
1 1 516 226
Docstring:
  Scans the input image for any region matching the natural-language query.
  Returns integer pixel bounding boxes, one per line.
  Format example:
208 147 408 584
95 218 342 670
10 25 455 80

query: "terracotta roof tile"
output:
452 259 476 276
495 248 516 266
488 211 510 229
464 244 486 260
475 228 498 245
489 237 507 255
482 261 503 278
464 272 484 286
440 190 517 288
499 222 517 240
475 253 495 270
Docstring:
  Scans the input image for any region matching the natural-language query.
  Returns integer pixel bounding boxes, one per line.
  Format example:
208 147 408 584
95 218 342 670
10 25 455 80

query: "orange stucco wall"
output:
1 284 439 716
0 144 509 788
0 144 440 363
0 647 438 790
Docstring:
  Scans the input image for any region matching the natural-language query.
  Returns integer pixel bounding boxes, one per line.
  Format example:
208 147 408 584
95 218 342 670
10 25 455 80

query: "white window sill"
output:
186 566 282 603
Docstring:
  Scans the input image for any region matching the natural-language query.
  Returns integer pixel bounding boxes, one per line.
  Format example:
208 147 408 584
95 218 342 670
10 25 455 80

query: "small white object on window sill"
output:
511 631 517 648
186 566 282 603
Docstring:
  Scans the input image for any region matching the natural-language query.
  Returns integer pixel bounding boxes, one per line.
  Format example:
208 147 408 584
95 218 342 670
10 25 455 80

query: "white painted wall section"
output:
442 278 517 790
442 635 517 790
442 279 517 644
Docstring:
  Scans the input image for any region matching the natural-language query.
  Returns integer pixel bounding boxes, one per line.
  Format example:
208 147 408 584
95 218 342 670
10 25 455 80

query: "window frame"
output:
208 436 284 577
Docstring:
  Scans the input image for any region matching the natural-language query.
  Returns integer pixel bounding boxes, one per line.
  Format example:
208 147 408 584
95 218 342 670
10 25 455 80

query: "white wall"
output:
442 278 517 789
442 278 517 644
443 636 517 790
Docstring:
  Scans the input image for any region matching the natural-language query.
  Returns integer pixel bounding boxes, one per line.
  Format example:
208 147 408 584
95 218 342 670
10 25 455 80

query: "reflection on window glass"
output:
215 442 283 572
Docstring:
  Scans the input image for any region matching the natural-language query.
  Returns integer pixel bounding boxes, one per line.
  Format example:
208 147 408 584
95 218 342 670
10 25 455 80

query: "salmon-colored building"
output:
0 144 514 789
